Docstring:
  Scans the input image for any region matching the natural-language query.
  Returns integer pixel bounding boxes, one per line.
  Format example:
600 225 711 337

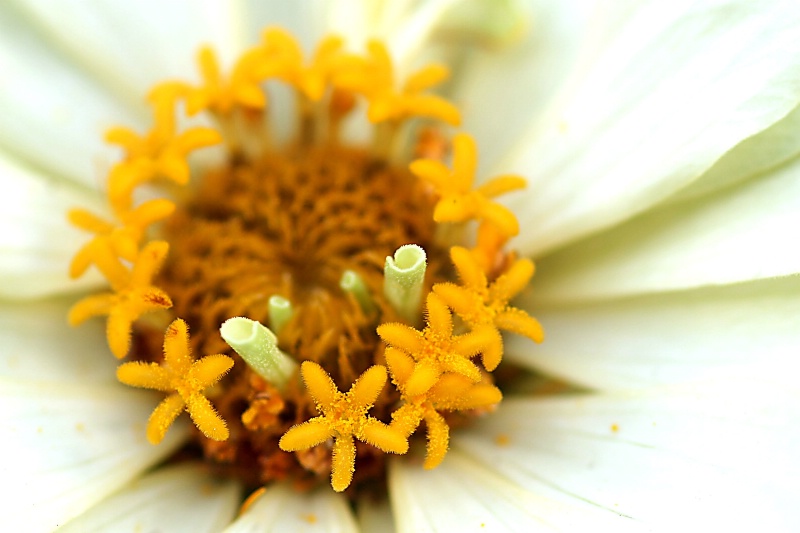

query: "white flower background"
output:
1 0 799 531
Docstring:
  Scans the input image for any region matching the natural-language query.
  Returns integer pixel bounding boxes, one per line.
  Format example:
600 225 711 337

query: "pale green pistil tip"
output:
340 269 376 314
384 244 427 324
220 316 298 390
268 295 293 335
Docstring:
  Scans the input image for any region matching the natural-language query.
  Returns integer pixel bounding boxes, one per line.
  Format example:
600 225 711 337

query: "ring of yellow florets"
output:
66 27 542 493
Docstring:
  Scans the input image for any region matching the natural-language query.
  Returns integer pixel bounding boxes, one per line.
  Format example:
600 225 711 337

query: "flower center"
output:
66 27 543 497
159 146 444 356
150 145 447 489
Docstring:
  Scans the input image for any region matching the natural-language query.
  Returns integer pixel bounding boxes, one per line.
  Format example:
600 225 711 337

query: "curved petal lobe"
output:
454 383 800 531
58 463 241 533
224 483 359 533
0 381 188 532
505 0 800 255
532 153 800 304
511 275 800 391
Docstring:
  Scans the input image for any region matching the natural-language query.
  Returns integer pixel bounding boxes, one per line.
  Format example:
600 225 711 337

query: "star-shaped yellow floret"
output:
68 241 173 359
385 347 502 469
433 246 544 370
335 40 460 125
279 361 408 492
260 28 345 102
117 318 233 444
68 199 175 279
175 45 270 117
410 133 526 237
377 292 496 397
106 84 221 211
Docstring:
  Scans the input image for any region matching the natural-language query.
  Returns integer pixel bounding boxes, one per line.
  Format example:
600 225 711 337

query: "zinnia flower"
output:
2 1 800 531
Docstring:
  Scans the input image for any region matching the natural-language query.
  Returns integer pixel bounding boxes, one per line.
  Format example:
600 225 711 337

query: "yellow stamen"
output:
68 199 175 279
410 133 525 237
384 347 502 469
68 241 173 358
106 85 221 211
260 28 345 102
177 46 270 116
279 361 408 491
117 318 233 444
336 40 460 125
433 246 544 370
377 292 495 396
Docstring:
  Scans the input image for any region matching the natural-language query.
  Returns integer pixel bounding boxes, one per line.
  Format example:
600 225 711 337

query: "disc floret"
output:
68 198 175 278
279 362 408 491
377 292 496 397
66 27 541 495
385 347 502 469
434 246 544 370
410 132 526 237
117 318 233 444
106 85 222 211
68 240 172 359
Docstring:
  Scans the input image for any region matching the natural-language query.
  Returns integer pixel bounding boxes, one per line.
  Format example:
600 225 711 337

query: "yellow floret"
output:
117 318 233 444
377 292 496 396
105 84 221 211
433 246 544 370
68 199 175 279
68 241 173 359
384 347 502 469
260 28 346 102
176 46 271 116
279 361 408 492
335 40 460 125
410 133 526 237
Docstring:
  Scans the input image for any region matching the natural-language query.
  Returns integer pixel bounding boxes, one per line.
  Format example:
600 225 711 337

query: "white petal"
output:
532 151 800 304
510 275 800 391
453 0 600 175
0 298 116 384
454 383 800 530
671 100 800 202
326 0 406 52
0 380 189 532
382 0 461 72
0 153 107 299
357 497 396 533
224 483 359 533
243 0 327 50
0 8 144 188
325 0 459 72
59 463 241 533
11 0 245 106
504 0 800 255
388 450 637 532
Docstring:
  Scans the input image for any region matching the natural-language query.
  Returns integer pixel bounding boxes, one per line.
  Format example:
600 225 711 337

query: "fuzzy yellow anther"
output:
336 40 460 125
279 361 408 492
117 318 233 444
433 246 543 370
68 199 175 279
377 292 495 397
68 241 173 359
105 84 221 211
410 133 525 237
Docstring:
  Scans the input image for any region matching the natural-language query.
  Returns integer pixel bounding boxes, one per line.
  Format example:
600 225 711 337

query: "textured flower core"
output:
67 27 542 495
